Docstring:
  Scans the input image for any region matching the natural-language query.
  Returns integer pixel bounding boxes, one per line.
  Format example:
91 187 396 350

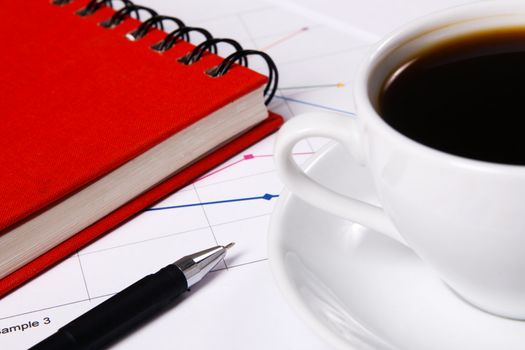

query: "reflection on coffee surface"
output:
379 27 525 165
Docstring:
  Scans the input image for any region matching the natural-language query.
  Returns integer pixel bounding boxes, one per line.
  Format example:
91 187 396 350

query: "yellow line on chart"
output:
279 82 346 90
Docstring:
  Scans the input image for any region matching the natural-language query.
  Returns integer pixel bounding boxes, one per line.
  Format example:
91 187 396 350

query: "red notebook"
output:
0 0 283 297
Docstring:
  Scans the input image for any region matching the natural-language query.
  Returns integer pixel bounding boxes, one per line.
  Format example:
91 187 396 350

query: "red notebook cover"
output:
0 0 283 297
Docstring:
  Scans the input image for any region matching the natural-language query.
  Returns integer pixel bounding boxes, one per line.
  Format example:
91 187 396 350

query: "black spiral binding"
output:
100 4 158 28
76 0 132 16
209 50 278 104
56 0 278 105
179 38 248 67
151 27 215 52
52 0 74 5
127 16 186 41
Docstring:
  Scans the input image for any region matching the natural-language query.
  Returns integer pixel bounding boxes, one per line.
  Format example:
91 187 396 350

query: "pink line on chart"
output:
260 27 309 51
194 151 315 183
194 158 245 182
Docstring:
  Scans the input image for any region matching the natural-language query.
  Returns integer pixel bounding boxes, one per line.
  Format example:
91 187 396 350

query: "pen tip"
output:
224 242 235 250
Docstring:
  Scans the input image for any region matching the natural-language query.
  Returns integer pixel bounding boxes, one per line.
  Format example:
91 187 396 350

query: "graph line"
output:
279 83 345 90
195 158 245 182
194 151 314 183
146 193 280 212
274 95 356 115
260 26 309 51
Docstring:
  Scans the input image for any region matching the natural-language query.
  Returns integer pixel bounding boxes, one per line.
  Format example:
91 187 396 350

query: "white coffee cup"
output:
275 1 525 320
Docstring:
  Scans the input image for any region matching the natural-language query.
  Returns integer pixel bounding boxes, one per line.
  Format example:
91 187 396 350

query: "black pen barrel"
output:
30 264 187 350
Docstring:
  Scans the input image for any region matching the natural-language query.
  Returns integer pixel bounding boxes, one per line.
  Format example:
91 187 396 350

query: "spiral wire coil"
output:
55 0 278 105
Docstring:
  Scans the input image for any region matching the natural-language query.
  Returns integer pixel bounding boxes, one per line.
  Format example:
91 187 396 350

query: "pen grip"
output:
32 264 187 350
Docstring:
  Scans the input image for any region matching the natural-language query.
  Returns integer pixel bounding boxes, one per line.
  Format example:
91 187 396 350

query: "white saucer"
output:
268 143 525 350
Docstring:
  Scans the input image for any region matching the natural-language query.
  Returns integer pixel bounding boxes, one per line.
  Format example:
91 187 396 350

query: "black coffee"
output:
379 28 525 165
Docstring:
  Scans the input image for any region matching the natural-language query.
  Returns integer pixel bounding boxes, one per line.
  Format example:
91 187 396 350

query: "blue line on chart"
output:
145 193 280 212
274 95 356 115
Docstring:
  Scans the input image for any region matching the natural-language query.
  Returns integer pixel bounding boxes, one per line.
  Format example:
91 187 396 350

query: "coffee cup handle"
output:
275 112 407 245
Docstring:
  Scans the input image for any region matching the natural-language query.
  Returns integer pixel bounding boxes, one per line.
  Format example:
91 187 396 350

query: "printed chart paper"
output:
0 0 475 348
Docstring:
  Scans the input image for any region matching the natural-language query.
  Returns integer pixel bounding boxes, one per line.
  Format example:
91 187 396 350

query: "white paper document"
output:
0 0 476 348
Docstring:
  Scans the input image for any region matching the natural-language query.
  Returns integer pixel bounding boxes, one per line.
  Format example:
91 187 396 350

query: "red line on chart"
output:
194 151 314 183
260 27 309 51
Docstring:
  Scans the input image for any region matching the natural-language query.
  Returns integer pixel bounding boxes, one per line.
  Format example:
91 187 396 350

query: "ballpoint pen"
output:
30 243 234 350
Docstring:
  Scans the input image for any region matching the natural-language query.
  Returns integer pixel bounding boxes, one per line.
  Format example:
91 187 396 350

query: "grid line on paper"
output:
0 292 118 322
0 298 91 322
235 13 320 157
0 3 351 335
195 169 277 189
193 151 314 185
237 13 257 48
189 5 272 26
237 10 316 165
79 212 274 258
76 252 91 301
277 44 370 67
78 224 211 257
192 184 224 267
276 88 317 153
213 257 269 271
260 26 309 51
81 215 274 263
0 254 272 322
275 95 356 115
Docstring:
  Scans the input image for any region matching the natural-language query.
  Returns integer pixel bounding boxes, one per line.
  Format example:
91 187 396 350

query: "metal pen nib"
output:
174 243 234 288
